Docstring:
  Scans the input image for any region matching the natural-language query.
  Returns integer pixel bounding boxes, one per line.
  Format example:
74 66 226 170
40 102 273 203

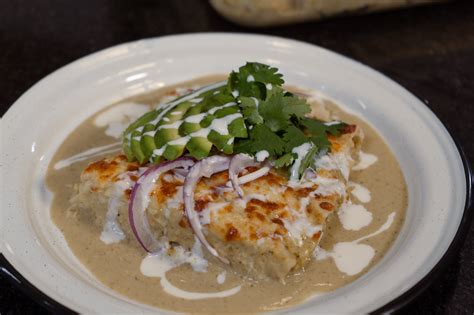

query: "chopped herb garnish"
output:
234 124 285 157
274 152 295 168
282 125 308 152
122 62 347 179
301 118 347 152
228 62 284 99
298 145 320 177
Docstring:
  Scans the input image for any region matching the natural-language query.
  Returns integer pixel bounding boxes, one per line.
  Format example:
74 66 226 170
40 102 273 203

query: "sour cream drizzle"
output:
141 238 241 300
125 82 227 142
255 150 269 162
315 212 396 276
217 271 227 284
100 167 149 244
283 197 322 246
53 142 121 170
354 212 396 243
152 81 226 124
55 102 153 170
199 202 229 225
100 180 129 244
151 113 242 159
289 142 312 183
94 103 150 138
201 193 268 225
311 176 346 197
353 151 378 170
159 277 240 300
314 152 351 181
337 201 373 231
349 182 371 203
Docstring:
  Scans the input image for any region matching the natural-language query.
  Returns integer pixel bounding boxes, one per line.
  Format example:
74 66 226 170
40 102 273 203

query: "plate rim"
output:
373 129 473 313
1 33 472 313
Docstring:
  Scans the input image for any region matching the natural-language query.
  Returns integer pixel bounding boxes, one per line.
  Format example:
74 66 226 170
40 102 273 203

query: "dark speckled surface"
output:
0 0 473 314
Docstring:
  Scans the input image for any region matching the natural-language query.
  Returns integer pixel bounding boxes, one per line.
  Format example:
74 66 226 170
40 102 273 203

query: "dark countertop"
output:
1 0 473 314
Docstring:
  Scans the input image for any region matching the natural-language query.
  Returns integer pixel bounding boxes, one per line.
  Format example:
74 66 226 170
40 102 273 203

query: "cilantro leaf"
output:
234 124 285 157
310 133 331 152
298 144 319 177
282 94 311 120
240 96 263 124
238 62 284 85
302 118 347 136
248 124 285 156
264 87 310 120
228 62 284 98
258 89 290 132
228 73 266 99
301 118 347 152
325 122 348 136
282 125 308 151
301 118 327 134
232 138 254 155
258 87 311 132
274 152 295 168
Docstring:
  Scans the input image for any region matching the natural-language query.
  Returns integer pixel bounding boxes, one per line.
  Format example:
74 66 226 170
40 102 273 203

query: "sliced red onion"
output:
173 167 189 178
232 166 270 186
172 168 189 181
303 168 317 180
229 154 260 197
216 166 271 193
214 185 234 194
183 155 231 264
129 157 195 253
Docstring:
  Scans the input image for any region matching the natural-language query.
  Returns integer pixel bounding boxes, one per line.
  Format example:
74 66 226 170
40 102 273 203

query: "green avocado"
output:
122 83 249 163
149 102 192 161
162 142 186 161
122 136 135 161
186 137 212 159
140 124 157 159
130 130 146 164
179 120 202 135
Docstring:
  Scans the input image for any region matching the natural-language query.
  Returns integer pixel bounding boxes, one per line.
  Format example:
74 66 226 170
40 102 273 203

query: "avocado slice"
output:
122 109 159 138
179 121 201 135
122 135 135 161
140 124 157 159
186 137 212 159
160 101 193 124
122 82 250 163
213 105 239 118
163 142 186 161
208 130 232 152
130 130 146 164
122 109 160 162
183 102 204 117
150 102 192 161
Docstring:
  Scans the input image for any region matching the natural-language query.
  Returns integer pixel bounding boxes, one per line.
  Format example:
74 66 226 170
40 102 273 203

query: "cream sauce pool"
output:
47 75 407 313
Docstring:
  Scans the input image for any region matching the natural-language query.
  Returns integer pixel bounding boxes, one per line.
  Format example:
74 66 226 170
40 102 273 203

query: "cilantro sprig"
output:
122 61 348 179
230 62 347 178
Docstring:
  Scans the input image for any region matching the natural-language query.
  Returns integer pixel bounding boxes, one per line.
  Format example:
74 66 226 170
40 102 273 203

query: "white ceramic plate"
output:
1 33 472 314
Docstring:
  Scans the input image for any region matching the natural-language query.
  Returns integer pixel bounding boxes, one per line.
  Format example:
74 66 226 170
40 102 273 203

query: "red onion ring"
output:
171 168 189 181
183 155 231 264
229 154 260 197
129 157 195 253
303 168 317 180
216 166 271 193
